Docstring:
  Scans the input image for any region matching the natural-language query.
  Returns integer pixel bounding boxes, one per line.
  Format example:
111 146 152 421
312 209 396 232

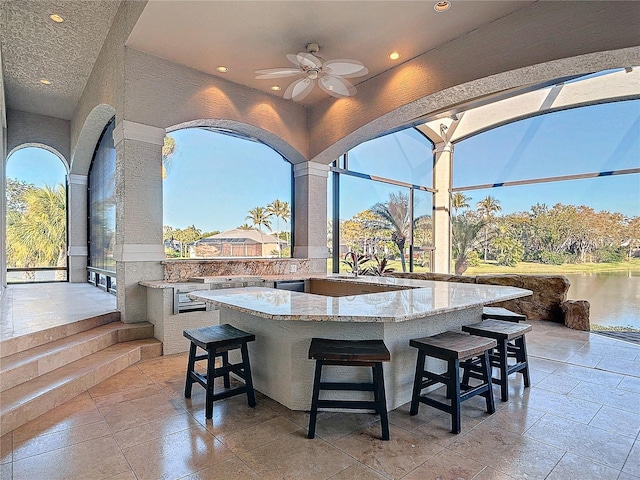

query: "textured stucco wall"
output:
123 48 308 164
6 109 70 163
70 0 146 175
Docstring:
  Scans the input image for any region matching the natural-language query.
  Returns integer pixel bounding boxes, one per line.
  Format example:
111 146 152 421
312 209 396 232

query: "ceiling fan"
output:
255 43 369 101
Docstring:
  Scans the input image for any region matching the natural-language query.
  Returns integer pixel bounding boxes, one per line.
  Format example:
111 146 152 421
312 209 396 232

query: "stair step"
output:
0 322 154 392
0 311 120 359
0 338 162 435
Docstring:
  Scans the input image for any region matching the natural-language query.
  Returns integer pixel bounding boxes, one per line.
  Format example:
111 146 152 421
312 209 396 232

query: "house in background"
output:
191 229 280 258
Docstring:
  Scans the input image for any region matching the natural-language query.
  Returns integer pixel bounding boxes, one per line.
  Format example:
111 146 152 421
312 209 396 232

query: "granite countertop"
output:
187 275 532 323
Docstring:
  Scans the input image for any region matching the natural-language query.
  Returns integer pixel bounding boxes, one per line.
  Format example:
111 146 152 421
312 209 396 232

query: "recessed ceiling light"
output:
270 85 281 91
40 79 52 85
49 14 64 23
389 52 401 60
434 1 451 12
216 66 228 73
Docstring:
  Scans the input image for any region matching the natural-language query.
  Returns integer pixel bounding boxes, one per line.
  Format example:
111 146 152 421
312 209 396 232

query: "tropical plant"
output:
266 199 290 257
341 251 370 276
364 255 395 276
369 192 427 272
7 183 67 280
247 206 272 256
237 223 255 230
477 195 502 261
451 212 485 275
161 135 176 179
451 192 471 215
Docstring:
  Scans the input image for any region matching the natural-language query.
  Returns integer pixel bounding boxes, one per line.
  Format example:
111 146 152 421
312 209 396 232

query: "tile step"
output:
0 338 162 435
0 322 155 393
0 311 120 359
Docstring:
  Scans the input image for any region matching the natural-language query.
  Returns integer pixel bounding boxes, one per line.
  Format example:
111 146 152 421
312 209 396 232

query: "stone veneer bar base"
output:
222 305 482 411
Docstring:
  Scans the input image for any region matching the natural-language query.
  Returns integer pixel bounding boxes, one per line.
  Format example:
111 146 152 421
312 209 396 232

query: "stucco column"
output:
433 141 453 273
293 161 329 273
112 120 165 323
67 174 88 282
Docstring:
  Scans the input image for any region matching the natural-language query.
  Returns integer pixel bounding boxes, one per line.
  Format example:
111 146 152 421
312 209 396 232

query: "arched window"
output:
162 128 292 259
6 147 67 283
329 127 435 273
88 118 116 292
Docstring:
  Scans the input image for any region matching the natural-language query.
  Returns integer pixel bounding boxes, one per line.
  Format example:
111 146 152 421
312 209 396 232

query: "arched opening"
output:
5 146 68 283
87 118 117 292
162 127 293 259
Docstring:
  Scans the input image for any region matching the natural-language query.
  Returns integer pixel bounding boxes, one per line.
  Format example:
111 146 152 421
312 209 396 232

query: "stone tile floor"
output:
1 286 639 479
1 324 638 479
0 283 117 340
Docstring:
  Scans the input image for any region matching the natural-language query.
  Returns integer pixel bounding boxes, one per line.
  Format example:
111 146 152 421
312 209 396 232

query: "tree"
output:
477 195 502 261
6 178 35 214
246 206 272 255
7 184 67 280
266 199 290 257
161 135 176 179
451 192 471 216
451 212 485 274
237 223 255 230
369 192 426 272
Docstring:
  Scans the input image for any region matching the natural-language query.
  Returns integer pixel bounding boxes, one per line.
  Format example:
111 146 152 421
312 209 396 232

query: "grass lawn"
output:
327 258 640 276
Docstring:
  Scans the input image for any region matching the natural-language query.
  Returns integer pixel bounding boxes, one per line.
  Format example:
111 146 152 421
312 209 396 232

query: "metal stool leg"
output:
308 359 323 439
184 342 197 398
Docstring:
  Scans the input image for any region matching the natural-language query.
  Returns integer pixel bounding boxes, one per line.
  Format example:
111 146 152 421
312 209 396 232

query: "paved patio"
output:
1 303 639 480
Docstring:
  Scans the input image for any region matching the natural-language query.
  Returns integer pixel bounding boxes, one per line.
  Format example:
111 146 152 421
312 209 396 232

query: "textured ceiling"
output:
126 0 535 105
0 0 121 120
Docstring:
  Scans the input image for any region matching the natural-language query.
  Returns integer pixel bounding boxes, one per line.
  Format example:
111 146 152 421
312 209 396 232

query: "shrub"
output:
466 250 482 267
594 246 625 263
540 250 566 265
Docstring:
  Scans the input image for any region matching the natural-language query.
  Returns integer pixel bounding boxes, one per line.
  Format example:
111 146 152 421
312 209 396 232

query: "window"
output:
88 118 116 291
329 128 435 273
162 128 292 259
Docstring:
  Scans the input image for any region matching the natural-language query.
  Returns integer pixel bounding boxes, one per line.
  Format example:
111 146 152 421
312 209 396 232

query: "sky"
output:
5 88 639 233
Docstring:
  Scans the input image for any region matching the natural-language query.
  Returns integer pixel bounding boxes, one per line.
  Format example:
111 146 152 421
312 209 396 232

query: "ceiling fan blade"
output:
318 75 356 98
288 52 323 69
255 68 301 79
324 60 369 78
284 77 315 101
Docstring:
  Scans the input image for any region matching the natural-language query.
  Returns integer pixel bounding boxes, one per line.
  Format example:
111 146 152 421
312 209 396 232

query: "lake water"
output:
565 272 640 330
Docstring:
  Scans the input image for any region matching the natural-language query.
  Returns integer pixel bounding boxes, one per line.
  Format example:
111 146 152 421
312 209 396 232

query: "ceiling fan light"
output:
308 71 318 80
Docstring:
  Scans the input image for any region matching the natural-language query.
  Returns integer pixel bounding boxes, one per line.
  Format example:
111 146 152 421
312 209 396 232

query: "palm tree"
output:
266 199 291 257
237 223 254 230
161 135 176 179
451 192 471 216
369 192 426 272
246 206 272 256
6 184 67 280
477 195 502 261
452 212 486 275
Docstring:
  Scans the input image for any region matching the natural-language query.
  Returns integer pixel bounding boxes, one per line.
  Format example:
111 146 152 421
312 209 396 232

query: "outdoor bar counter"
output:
188 275 531 411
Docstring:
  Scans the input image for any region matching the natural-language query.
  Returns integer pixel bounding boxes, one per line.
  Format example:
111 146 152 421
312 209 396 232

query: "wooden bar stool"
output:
462 319 532 402
409 331 496 434
307 338 391 440
482 306 526 322
183 324 256 419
